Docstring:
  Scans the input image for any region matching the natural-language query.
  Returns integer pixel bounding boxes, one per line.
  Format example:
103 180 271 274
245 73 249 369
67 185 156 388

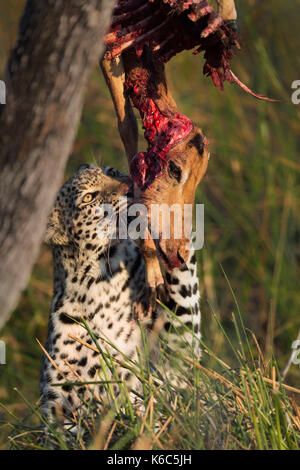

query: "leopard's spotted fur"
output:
40 164 201 423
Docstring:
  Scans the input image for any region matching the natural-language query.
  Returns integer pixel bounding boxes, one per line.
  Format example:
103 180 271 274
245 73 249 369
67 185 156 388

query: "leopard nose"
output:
120 180 134 198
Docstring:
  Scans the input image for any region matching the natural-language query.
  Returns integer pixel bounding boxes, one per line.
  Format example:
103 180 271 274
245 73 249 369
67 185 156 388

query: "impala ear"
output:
45 207 69 246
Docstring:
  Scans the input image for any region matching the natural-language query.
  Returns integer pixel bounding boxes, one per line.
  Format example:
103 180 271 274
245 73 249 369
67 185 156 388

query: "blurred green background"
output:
0 0 299 446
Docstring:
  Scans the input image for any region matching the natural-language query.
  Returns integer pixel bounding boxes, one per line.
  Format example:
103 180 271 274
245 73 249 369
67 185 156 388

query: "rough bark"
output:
0 0 115 329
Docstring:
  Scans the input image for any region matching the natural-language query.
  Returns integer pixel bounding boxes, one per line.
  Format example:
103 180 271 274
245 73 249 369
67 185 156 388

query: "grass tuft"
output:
1 298 299 451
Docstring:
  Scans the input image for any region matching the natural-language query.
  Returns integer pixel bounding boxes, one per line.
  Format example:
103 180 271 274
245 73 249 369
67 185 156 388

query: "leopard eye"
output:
168 161 182 183
82 192 98 204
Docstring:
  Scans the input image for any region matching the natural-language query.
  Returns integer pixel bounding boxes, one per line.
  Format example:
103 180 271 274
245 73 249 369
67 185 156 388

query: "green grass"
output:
1 298 299 450
0 0 300 450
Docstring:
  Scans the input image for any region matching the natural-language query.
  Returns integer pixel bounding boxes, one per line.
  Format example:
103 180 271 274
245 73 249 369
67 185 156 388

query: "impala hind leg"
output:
101 56 138 161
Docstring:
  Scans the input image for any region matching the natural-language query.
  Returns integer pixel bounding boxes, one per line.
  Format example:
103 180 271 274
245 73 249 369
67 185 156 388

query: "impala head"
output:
135 125 209 270
109 48 210 270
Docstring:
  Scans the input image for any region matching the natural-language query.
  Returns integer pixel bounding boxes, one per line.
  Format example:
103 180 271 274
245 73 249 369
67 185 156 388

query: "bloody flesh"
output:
105 1 239 189
125 68 192 189
104 1 278 189
105 0 239 91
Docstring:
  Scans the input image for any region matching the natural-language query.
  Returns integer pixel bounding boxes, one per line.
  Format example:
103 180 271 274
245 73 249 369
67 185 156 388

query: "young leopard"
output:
40 164 201 425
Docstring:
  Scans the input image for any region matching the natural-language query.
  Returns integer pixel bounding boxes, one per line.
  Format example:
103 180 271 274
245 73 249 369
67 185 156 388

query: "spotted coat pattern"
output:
40 165 200 422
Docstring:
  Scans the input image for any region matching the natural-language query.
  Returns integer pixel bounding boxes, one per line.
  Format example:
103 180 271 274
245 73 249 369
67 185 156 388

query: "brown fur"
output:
101 49 209 287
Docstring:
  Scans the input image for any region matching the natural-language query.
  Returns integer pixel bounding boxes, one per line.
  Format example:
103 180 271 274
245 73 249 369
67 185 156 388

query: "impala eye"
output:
168 161 182 183
82 192 98 204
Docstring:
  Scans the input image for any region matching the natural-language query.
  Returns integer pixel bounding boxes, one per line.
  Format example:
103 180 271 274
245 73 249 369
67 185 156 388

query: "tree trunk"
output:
0 0 115 329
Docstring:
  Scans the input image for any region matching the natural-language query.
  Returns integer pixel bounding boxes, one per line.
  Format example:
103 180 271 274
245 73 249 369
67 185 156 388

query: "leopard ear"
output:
76 163 96 173
45 207 69 246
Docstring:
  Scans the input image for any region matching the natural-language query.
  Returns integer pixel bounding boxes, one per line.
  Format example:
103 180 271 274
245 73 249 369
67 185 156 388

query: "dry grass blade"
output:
261 377 300 395
246 329 267 373
139 397 152 437
180 354 246 400
68 334 99 354
64 360 102 404
90 413 114 450
36 338 66 378
272 366 277 391
104 421 117 450
156 415 174 440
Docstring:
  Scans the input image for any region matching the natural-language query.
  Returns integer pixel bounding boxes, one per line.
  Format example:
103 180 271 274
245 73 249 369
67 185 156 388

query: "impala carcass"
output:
101 1 271 292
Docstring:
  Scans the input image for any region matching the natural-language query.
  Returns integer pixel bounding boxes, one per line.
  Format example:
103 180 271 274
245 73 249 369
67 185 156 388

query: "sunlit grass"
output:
1 295 299 450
